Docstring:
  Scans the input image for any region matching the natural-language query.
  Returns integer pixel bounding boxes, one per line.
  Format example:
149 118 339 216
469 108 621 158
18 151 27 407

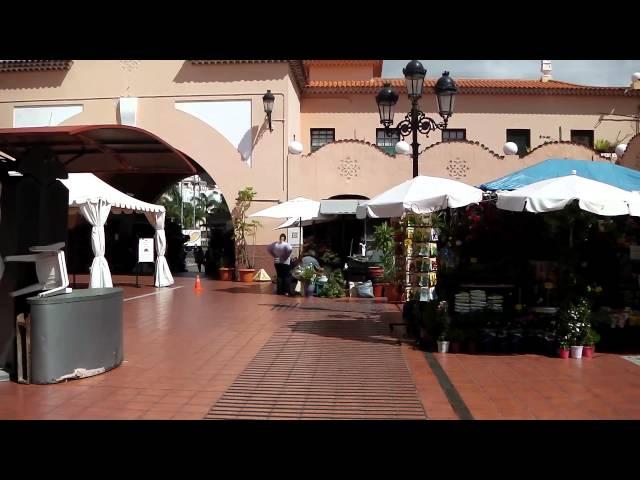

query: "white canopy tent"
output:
250 197 321 255
496 172 640 216
59 173 174 288
356 176 484 219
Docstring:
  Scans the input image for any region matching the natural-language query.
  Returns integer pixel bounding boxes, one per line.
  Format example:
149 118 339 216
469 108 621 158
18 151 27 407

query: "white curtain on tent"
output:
80 199 113 288
145 211 174 287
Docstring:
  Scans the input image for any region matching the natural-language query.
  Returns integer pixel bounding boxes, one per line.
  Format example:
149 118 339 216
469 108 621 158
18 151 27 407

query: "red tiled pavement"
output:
433 352 640 420
1 274 639 420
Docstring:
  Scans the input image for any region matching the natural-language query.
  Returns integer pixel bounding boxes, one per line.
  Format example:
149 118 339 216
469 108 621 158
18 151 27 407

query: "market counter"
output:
23 288 124 384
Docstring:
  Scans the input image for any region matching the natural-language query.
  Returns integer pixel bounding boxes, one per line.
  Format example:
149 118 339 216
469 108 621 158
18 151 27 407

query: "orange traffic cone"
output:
194 274 202 291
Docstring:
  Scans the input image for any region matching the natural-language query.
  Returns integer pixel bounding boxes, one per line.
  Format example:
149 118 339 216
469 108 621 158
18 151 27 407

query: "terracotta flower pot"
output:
450 341 461 353
466 340 477 354
386 286 402 302
373 283 387 298
238 268 256 283
558 348 570 359
218 267 234 281
582 346 593 358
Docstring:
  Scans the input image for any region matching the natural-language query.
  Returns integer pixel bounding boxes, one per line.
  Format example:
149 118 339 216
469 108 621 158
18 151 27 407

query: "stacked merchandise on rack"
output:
487 294 504 312
454 292 471 313
470 290 487 310
396 213 439 302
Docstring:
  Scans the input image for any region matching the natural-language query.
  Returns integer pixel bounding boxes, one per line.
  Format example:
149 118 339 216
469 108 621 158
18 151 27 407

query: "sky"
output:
382 60 640 86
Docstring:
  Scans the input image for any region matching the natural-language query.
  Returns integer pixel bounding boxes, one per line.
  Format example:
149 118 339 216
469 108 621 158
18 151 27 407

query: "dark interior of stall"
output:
408 201 640 354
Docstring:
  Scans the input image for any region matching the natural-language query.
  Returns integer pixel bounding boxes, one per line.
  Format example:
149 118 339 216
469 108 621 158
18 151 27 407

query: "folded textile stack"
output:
470 290 487 311
487 294 504 312
455 292 470 313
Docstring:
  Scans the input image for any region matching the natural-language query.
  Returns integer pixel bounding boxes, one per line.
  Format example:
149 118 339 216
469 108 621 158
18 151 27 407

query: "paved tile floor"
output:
0 274 639 420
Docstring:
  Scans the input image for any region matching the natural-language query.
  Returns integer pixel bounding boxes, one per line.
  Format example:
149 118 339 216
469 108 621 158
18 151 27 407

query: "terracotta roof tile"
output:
0 60 72 72
305 78 640 96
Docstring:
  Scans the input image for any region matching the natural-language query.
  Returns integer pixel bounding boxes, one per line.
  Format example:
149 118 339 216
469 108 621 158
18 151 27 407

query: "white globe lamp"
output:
615 144 627 157
395 140 411 155
503 142 519 155
288 138 303 155
632 72 640 81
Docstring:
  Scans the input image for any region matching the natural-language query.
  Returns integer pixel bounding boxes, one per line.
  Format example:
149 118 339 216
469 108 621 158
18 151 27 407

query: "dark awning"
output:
0 125 198 202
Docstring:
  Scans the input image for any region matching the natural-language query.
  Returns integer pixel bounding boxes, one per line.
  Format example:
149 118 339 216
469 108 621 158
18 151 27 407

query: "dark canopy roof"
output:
0 125 198 202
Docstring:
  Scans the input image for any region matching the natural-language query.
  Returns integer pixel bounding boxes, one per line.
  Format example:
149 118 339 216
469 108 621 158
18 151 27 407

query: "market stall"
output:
59 173 173 288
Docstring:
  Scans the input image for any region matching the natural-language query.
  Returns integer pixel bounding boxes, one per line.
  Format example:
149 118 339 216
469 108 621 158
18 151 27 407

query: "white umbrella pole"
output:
299 217 302 258
364 216 367 256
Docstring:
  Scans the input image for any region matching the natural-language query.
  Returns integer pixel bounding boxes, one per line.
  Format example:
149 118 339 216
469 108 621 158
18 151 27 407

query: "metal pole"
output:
411 99 420 178
180 181 184 227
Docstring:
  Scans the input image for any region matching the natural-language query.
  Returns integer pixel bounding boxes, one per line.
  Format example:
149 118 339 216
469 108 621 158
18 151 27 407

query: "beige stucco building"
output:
1 59 639 270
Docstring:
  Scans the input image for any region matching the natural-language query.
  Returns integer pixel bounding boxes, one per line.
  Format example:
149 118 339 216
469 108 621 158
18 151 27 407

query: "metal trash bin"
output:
19 288 124 384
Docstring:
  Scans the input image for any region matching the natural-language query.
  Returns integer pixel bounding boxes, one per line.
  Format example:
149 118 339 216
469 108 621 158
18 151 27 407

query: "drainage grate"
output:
270 303 300 311
206 314 427 420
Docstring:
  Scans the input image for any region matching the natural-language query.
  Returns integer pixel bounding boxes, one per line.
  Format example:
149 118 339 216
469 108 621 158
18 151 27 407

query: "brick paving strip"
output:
205 303 427 420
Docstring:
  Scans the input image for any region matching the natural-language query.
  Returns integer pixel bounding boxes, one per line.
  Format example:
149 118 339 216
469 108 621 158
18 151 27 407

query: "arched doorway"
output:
0 125 234 281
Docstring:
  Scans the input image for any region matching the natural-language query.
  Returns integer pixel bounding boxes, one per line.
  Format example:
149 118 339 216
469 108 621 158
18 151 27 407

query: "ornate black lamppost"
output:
376 60 458 177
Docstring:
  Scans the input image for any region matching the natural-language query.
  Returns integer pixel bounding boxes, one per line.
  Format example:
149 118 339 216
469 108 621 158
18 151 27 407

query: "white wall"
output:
13 105 83 127
175 100 252 164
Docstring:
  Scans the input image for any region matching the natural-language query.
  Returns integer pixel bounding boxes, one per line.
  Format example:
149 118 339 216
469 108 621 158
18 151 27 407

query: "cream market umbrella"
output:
496 171 639 216
356 175 484 219
496 171 640 247
250 197 320 255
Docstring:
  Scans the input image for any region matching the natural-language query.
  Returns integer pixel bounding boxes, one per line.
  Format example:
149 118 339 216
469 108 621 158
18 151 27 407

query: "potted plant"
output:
299 264 317 297
583 329 600 358
232 186 260 283
449 328 464 353
436 301 450 353
559 297 591 359
218 263 234 281
372 222 396 298
558 337 570 359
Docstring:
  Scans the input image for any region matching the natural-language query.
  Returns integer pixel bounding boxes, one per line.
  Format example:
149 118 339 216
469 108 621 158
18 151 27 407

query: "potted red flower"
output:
583 329 600 358
558 338 570 359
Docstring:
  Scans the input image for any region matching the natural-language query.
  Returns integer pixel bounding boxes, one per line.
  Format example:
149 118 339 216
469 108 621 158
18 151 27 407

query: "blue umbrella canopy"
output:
480 159 640 192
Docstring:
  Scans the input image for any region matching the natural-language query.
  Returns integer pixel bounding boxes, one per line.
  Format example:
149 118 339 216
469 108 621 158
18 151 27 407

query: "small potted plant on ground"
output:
558 337 570 359
449 328 464 353
299 264 317 297
372 222 395 298
436 301 450 353
559 297 591 359
232 187 260 283
583 329 600 358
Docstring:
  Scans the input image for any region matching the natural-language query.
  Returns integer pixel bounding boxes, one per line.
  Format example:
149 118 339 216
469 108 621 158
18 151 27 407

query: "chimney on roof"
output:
632 72 640 90
541 60 552 82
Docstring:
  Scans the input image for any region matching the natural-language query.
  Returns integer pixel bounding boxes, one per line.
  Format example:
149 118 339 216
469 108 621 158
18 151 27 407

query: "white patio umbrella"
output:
496 171 640 247
356 175 484 219
496 172 639 216
250 197 320 254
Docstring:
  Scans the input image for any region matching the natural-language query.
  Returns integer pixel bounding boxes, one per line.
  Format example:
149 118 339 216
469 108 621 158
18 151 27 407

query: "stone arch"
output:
523 141 603 164
289 140 411 199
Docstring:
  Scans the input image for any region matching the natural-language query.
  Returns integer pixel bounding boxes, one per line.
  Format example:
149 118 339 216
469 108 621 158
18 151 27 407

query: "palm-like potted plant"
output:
583 329 600 358
372 222 396 298
232 187 261 283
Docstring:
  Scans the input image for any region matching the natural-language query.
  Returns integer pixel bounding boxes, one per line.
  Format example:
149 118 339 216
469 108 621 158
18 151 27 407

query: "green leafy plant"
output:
373 222 396 282
298 264 317 283
585 329 600 347
232 187 261 270
558 297 591 345
594 138 614 152
318 269 345 298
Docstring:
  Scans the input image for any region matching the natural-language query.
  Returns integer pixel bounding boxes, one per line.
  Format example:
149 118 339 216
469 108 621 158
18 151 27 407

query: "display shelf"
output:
392 213 439 303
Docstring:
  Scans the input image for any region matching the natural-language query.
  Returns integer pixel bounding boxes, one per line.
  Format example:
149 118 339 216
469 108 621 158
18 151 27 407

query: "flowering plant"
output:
559 297 591 345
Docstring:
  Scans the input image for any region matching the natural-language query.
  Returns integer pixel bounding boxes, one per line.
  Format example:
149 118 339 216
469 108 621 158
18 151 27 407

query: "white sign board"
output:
287 227 302 246
138 238 155 263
